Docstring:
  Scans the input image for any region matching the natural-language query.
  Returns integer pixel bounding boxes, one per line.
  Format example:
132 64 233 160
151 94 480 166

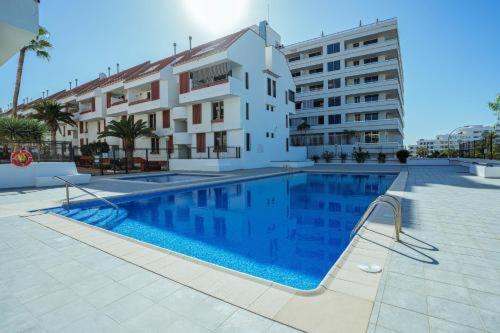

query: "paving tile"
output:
58 312 126 333
38 298 96 332
428 317 483 333
84 282 133 308
103 263 143 282
102 292 154 323
136 278 182 303
23 288 80 317
216 309 274 333
122 304 179 333
479 308 500 333
423 267 466 287
468 289 500 313
69 273 114 296
374 303 429 333
267 322 301 333
381 286 427 314
425 280 471 304
118 269 160 291
427 296 484 330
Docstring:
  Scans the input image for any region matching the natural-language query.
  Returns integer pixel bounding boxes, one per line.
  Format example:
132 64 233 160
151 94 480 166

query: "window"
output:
354 113 361 121
212 101 224 121
162 110 170 128
327 60 340 72
286 138 289 152
354 96 361 103
292 71 301 77
285 91 288 104
313 99 324 108
150 137 160 153
328 78 341 89
267 78 272 96
353 42 359 48
272 80 276 97
266 132 269 138
365 94 379 102
246 133 251 151
148 114 156 129
271 133 274 138
286 114 289 128
196 133 206 153
245 72 249 89
192 104 202 124
214 131 227 151
365 131 379 143
363 38 378 45
245 102 249 120
288 55 300 62
364 75 378 83
288 90 295 102
365 112 379 121
309 67 323 74
353 78 360 85
309 50 321 57
327 42 340 54
328 96 341 107
353 60 360 66
318 116 324 125
364 57 378 64
328 114 341 124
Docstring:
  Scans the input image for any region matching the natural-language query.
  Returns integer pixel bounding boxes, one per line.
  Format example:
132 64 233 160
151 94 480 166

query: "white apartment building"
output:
14 21 306 171
283 18 404 158
409 125 493 155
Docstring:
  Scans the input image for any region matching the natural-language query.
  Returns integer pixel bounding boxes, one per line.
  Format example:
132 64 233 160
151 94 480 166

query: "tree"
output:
0 117 47 143
296 121 310 146
98 116 155 170
342 129 356 144
12 27 52 118
31 100 76 145
488 94 500 125
416 146 428 158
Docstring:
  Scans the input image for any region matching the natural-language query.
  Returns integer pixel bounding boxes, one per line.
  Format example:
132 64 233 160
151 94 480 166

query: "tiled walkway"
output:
369 166 500 332
0 216 299 332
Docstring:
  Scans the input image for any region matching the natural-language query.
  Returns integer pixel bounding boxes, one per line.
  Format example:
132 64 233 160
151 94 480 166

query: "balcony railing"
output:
191 79 228 92
169 146 241 159
129 97 151 106
111 99 127 107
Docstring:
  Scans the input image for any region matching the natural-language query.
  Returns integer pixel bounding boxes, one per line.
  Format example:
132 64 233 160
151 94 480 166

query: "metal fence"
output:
0 141 74 164
304 145 402 162
459 136 500 160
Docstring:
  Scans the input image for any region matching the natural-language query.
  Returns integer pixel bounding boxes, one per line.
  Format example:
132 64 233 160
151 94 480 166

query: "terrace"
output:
1 164 498 332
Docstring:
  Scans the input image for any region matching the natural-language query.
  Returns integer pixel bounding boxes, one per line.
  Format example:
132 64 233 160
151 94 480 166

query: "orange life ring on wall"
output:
10 150 33 167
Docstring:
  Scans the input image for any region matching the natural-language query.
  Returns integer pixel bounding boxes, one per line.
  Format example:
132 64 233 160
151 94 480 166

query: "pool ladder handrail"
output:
52 176 119 211
350 194 402 242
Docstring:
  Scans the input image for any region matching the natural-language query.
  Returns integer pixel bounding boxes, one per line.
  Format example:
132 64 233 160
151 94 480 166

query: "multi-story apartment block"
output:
12 21 306 171
283 18 404 158
409 125 493 155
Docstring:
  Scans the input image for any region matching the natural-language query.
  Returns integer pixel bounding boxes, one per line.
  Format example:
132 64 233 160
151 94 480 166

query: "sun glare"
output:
183 0 250 35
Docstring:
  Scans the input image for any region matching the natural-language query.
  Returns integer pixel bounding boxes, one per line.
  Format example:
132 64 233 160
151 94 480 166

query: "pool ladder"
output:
52 176 119 211
350 194 402 242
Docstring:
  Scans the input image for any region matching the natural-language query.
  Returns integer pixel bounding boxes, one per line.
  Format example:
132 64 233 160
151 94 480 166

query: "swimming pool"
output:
118 173 216 183
49 172 396 290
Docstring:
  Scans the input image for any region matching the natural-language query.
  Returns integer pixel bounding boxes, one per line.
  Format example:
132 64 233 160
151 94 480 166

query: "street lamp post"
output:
447 125 471 159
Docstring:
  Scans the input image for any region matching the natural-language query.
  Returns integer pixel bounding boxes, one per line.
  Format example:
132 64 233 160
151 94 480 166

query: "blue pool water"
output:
119 173 215 183
49 172 396 290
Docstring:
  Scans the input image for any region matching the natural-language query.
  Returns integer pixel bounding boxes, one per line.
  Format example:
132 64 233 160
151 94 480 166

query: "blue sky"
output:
0 0 498 144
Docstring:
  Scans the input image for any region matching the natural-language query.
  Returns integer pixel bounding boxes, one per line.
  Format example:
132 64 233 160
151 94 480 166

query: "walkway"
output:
369 166 500 332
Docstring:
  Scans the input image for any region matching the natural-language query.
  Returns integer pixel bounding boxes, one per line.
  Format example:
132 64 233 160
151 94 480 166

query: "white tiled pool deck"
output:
1 165 499 332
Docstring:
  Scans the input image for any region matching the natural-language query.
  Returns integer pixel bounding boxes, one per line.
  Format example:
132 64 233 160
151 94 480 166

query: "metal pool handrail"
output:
52 176 119 211
350 194 402 242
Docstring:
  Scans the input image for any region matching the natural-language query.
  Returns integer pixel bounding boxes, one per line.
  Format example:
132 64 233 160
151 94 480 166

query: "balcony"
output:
171 106 187 120
179 76 243 104
128 96 162 115
173 132 191 145
107 99 128 116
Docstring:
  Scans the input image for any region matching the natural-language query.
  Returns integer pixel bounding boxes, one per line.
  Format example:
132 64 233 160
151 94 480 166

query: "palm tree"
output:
12 27 52 118
98 116 155 170
296 121 310 146
31 100 76 143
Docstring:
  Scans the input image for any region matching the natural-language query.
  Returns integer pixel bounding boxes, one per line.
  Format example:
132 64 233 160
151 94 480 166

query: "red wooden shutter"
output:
79 138 84 147
167 135 174 152
196 133 206 153
79 122 84 133
97 121 101 133
151 81 160 100
106 93 112 108
91 98 96 111
162 110 170 128
192 104 201 124
179 72 190 94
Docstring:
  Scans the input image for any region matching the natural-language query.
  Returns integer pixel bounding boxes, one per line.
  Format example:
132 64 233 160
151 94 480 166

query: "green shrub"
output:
340 152 347 163
377 153 386 163
353 147 369 163
80 141 109 156
311 155 320 163
322 151 334 163
396 149 410 163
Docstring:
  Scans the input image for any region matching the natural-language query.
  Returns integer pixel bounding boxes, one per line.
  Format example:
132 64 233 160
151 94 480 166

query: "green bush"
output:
80 141 109 156
340 152 347 163
353 147 369 163
396 149 410 163
377 153 386 163
0 117 47 143
311 155 320 163
322 151 334 163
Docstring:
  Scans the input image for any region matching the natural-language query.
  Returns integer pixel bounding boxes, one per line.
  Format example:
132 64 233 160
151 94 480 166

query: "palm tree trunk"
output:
51 130 57 159
12 48 26 118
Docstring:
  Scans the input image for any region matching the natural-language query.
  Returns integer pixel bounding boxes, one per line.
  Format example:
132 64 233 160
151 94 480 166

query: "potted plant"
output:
377 153 386 163
322 151 334 163
396 149 410 164
311 155 320 163
340 152 347 163
353 147 369 163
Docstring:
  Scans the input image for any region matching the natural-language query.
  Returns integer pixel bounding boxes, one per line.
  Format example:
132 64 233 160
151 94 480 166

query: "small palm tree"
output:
31 100 76 144
98 116 155 170
296 121 310 146
488 94 500 125
12 27 52 118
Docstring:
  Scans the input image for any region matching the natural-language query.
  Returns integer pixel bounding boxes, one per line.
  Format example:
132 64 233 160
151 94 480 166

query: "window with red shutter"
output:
179 72 190 94
162 110 170 128
196 133 206 153
91 98 96 111
192 104 202 124
106 93 111 108
167 135 174 153
151 81 160 100
79 122 84 133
